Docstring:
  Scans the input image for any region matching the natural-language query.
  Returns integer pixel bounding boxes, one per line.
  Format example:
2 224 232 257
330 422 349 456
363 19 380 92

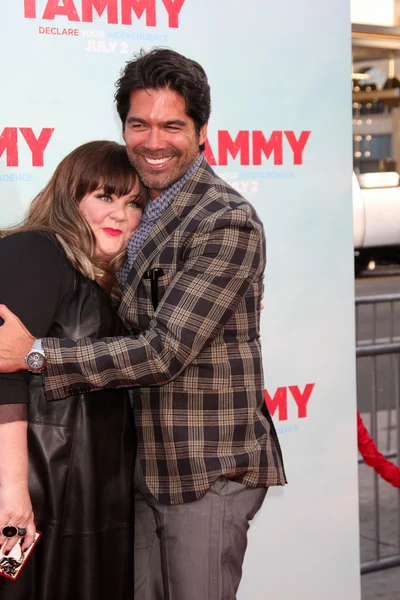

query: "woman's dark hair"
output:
1 141 146 302
115 48 211 152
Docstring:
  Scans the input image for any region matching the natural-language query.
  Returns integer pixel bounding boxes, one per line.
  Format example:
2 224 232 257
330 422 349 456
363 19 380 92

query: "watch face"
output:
27 351 45 370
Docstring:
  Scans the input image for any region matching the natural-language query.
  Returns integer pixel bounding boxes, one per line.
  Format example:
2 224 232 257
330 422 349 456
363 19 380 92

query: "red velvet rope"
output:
357 411 400 488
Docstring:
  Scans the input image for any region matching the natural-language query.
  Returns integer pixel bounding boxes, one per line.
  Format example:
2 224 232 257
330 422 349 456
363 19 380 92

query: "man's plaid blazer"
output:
43 157 287 505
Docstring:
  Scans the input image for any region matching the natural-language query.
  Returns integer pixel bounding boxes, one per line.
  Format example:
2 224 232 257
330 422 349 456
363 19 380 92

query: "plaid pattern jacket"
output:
42 158 287 504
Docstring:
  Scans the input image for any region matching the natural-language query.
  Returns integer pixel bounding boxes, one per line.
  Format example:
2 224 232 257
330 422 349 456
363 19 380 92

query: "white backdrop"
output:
0 1 360 598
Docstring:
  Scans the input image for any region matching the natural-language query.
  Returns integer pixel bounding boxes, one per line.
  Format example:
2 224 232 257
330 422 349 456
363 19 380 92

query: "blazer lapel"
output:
119 157 216 321
118 202 181 323
128 203 181 288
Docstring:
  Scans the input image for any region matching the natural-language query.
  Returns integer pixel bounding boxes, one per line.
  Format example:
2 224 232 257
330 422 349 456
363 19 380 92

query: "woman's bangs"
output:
101 170 138 197
73 142 145 205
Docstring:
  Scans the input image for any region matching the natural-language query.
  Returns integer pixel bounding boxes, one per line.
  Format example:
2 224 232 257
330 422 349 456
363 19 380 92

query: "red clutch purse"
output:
0 531 41 581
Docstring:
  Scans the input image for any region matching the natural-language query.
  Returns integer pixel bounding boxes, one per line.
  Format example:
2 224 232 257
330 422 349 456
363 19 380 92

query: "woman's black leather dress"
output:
0 271 135 600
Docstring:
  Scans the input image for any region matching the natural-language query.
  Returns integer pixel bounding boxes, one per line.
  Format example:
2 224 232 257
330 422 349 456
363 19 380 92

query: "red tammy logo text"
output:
205 130 311 166
0 128 54 167
23 0 187 27
265 384 315 421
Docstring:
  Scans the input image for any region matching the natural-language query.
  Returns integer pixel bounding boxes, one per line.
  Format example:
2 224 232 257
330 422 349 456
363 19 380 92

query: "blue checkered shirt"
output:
118 154 203 285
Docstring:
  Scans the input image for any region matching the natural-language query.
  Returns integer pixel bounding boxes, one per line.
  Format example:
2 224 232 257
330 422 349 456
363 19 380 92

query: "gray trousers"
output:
134 456 267 600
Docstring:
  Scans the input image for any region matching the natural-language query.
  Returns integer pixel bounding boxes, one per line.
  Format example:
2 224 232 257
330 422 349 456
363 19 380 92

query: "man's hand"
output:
0 305 34 372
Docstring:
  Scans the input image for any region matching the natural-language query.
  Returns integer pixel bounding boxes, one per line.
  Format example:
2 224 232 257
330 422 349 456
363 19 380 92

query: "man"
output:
0 48 286 599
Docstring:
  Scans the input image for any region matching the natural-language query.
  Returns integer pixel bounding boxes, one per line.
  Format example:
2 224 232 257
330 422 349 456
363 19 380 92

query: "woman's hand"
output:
0 481 36 553
0 482 36 553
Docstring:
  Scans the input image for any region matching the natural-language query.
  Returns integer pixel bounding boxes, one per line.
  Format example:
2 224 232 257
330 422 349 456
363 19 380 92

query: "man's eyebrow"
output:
162 120 187 127
126 116 146 124
125 117 187 127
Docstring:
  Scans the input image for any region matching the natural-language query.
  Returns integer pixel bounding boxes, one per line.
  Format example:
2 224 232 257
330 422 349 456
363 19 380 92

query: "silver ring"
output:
1 525 27 538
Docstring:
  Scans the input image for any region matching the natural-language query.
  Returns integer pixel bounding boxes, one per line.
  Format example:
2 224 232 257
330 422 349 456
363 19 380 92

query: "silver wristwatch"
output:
25 338 46 373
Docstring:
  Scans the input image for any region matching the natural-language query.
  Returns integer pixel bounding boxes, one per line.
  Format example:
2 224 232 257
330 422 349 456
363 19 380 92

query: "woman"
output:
0 141 146 599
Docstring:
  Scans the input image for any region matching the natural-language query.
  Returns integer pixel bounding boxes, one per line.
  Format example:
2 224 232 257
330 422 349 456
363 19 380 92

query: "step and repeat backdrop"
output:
0 1 359 598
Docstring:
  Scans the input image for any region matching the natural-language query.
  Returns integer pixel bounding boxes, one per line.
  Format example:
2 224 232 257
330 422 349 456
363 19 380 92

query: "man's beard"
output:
127 148 197 191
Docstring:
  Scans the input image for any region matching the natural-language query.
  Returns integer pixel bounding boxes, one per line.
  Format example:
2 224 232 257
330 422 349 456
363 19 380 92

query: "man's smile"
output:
144 156 172 166
141 155 176 170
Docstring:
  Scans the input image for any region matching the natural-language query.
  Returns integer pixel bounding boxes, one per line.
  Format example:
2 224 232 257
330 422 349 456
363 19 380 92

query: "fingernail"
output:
4 550 9 556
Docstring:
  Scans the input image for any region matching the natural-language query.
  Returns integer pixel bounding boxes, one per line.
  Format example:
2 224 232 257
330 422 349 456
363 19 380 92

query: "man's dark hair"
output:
115 48 211 152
